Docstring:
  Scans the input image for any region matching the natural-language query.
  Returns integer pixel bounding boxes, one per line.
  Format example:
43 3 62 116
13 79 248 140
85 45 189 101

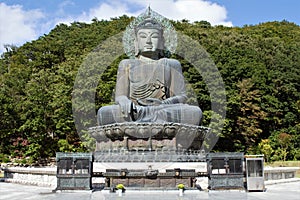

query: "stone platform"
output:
93 161 207 189
93 161 207 173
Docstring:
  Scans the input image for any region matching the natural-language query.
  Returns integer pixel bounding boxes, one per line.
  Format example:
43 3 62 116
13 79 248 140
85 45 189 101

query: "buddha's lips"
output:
144 45 153 49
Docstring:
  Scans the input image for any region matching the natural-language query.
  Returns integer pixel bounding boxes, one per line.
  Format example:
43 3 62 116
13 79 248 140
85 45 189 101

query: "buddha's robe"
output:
97 58 202 125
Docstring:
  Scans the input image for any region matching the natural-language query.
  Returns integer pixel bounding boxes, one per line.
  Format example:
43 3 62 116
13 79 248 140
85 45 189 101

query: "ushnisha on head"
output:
134 17 165 59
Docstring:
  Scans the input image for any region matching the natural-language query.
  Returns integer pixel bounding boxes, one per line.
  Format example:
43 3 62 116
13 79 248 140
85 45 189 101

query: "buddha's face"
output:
136 28 163 57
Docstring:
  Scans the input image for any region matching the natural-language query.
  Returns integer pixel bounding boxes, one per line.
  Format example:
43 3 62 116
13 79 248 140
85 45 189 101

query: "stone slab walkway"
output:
0 180 299 200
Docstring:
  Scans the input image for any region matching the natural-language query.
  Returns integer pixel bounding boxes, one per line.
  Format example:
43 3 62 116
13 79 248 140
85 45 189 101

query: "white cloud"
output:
78 1 131 22
75 0 232 26
0 0 232 54
0 3 44 53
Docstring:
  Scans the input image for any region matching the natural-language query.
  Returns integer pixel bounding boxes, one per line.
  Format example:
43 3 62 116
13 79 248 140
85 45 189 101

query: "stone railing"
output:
93 149 207 162
264 167 299 181
1 165 298 188
2 167 56 187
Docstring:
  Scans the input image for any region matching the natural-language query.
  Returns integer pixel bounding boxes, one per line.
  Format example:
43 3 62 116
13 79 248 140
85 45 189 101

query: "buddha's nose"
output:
146 36 152 44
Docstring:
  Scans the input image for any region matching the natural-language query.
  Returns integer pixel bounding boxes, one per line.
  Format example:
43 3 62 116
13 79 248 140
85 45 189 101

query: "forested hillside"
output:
0 16 299 163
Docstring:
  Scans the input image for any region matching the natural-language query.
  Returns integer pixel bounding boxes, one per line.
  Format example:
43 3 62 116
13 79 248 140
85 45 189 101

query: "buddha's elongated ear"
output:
158 31 165 58
134 34 139 57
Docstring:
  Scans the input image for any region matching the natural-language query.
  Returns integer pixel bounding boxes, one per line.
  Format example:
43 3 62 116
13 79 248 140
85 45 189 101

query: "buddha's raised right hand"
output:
116 96 132 118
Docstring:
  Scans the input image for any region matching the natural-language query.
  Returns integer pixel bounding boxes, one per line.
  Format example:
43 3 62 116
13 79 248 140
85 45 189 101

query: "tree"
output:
277 132 293 161
235 79 267 152
0 18 299 161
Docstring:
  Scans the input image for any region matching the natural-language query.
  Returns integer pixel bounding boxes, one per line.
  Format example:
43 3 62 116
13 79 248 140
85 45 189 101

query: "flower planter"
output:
179 188 184 196
117 189 122 196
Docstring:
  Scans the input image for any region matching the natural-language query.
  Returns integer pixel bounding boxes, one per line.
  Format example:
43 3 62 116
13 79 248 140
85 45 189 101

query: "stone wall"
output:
3 167 56 188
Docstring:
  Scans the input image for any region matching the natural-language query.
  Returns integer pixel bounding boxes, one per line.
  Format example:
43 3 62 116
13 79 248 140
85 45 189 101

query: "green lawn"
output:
266 161 300 167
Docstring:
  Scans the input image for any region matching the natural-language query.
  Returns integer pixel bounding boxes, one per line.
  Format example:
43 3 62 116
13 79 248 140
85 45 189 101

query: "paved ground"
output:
0 181 299 200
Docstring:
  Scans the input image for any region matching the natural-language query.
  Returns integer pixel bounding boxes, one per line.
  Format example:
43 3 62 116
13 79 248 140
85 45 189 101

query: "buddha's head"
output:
134 18 165 58
123 7 176 58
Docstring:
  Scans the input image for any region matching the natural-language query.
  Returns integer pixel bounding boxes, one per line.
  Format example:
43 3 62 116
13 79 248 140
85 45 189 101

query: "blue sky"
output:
215 0 300 27
0 0 299 53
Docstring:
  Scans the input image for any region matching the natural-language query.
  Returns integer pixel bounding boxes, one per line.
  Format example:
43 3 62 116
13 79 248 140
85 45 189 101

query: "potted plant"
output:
116 184 125 196
177 183 185 196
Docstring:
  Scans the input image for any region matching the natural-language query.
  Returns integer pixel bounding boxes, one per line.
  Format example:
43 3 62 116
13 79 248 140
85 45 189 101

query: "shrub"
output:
116 184 125 190
177 183 185 189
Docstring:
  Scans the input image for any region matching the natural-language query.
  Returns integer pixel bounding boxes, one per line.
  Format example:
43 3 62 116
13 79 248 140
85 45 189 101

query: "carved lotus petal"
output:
176 127 197 149
151 126 162 136
137 126 151 138
112 127 123 135
164 125 176 137
124 126 137 136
